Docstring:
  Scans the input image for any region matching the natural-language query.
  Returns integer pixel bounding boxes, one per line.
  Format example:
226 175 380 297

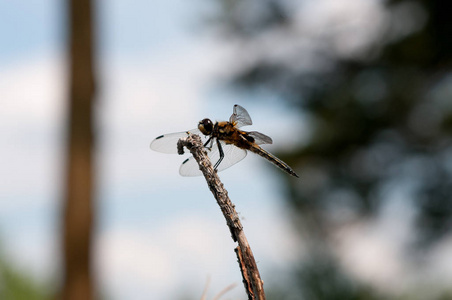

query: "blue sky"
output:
0 1 303 298
2 0 452 299
0 0 61 65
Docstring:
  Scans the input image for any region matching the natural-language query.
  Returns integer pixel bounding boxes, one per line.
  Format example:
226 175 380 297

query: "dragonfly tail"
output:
249 145 299 178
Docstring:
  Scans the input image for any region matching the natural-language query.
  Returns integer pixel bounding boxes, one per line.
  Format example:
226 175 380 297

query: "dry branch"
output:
177 135 266 300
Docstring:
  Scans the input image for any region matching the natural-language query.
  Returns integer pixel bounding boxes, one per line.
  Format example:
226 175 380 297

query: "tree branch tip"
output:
178 135 265 299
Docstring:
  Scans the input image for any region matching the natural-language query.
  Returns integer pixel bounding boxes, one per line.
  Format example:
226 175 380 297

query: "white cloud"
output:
0 54 66 126
0 54 65 207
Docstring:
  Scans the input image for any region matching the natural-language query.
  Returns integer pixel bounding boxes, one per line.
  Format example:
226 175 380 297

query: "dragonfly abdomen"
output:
248 145 299 178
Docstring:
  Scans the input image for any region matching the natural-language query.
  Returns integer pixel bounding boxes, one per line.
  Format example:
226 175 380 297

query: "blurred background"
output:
1 0 452 299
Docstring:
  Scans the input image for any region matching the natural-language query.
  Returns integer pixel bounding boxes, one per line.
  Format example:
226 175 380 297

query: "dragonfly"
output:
150 104 299 177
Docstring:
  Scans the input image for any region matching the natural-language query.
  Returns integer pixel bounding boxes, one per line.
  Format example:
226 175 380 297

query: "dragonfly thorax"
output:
198 118 214 135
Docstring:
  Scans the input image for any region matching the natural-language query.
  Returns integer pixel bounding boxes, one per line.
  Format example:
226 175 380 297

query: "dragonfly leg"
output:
213 140 224 170
204 137 213 149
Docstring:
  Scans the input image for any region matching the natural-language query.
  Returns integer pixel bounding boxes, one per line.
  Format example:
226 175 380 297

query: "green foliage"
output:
0 259 49 300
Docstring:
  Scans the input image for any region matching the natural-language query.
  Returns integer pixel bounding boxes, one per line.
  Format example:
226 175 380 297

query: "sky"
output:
0 1 303 299
2 0 452 299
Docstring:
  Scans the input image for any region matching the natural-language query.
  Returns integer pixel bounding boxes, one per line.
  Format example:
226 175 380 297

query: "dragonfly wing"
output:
150 128 201 154
179 156 203 176
229 104 252 128
179 140 247 176
247 131 273 145
215 141 248 172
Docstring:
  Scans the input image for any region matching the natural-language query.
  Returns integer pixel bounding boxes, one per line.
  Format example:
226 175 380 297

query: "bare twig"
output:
178 135 266 300
200 276 211 300
200 276 237 300
212 283 238 300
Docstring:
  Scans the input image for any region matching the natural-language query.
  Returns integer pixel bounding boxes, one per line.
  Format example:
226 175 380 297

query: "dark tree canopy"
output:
213 0 452 298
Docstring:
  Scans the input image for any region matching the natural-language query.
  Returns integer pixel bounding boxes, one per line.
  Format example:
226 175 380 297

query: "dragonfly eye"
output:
198 118 213 135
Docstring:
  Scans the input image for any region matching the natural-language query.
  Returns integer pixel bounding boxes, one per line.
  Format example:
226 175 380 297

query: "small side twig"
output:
178 135 266 300
200 275 237 300
200 276 211 300
212 283 238 300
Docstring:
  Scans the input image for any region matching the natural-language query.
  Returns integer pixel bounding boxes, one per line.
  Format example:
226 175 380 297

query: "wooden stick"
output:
177 135 266 300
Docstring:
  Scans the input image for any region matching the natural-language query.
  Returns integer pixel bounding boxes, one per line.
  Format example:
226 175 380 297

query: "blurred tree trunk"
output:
60 0 96 299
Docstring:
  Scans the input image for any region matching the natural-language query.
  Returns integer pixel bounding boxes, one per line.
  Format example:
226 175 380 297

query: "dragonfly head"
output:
198 118 213 135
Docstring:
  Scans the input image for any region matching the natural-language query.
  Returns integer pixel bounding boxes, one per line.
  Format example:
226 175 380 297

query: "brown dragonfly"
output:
150 104 298 177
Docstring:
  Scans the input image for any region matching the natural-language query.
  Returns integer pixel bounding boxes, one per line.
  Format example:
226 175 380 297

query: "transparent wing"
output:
150 128 201 154
247 131 273 145
179 140 247 176
229 104 252 128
